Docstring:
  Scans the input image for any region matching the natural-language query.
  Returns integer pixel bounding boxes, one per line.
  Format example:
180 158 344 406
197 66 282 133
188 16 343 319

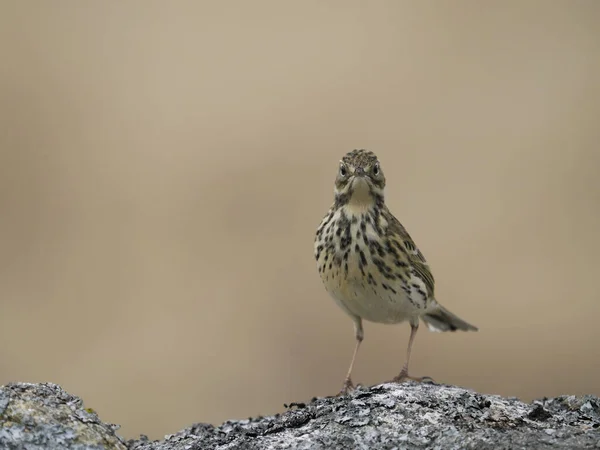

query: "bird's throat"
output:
346 178 377 213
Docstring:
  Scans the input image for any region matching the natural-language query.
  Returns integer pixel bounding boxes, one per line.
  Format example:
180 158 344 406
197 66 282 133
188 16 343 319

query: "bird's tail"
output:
422 304 478 332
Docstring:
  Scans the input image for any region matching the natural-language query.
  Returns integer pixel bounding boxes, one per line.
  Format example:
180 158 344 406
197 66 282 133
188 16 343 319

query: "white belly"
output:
324 255 422 324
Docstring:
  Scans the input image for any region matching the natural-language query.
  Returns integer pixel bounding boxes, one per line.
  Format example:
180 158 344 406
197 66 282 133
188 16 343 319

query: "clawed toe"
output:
391 369 435 384
338 378 356 396
421 376 436 384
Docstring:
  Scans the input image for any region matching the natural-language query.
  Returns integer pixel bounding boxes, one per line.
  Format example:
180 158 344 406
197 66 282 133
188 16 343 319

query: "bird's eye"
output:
339 164 347 177
372 163 380 176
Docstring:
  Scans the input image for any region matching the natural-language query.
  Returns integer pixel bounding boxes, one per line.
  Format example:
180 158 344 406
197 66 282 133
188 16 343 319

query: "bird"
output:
314 149 478 394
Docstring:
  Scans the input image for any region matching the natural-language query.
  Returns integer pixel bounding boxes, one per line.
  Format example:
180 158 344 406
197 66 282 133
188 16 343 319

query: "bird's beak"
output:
354 167 366 177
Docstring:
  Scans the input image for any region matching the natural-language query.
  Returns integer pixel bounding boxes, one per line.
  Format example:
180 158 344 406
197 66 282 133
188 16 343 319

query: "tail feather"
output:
422 305 478 332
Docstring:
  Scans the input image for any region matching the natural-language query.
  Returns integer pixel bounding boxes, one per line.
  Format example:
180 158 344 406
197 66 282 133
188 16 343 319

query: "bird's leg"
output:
393 322 434 383
340 317 363 395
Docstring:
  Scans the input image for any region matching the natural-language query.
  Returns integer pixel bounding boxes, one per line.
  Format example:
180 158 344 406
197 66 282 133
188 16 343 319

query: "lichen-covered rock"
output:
0 382 126 450
128 382 600 450
1 381 599 449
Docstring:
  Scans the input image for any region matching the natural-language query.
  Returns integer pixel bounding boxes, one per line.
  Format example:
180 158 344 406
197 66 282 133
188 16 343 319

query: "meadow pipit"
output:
314 149 478 394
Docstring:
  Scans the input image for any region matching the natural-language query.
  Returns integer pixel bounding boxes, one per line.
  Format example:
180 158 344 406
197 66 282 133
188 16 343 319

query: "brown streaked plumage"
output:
314 149 478 394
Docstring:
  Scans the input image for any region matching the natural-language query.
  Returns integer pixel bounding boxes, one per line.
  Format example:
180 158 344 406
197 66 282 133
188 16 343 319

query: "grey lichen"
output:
1 381 600 449
0 382 126 450
128 383 600 450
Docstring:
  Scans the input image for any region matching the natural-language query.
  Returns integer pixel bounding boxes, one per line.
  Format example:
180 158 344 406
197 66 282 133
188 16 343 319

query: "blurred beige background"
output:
1 0 599 440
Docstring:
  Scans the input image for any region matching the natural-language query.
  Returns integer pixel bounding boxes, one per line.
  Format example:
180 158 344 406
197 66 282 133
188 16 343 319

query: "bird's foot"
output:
338 377 355 396
391 368 435 384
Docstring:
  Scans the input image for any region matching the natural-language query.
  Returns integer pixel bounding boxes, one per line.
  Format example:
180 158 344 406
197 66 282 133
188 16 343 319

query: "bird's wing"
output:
385 211 435 297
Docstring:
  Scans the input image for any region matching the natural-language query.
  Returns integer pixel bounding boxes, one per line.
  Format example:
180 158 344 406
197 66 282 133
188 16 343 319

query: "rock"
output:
0 382 126 450
1 382 599 449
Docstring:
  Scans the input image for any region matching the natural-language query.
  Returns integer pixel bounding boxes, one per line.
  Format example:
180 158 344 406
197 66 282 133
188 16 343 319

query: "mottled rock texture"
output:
0 383 126 450
1 382 599 449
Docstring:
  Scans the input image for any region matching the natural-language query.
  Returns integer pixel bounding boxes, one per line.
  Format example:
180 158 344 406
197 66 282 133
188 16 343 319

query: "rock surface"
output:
1 382 599 449
0 382 126 450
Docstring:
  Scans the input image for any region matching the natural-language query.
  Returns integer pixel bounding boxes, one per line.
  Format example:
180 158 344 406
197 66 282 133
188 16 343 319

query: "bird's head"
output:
334 149 386 209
